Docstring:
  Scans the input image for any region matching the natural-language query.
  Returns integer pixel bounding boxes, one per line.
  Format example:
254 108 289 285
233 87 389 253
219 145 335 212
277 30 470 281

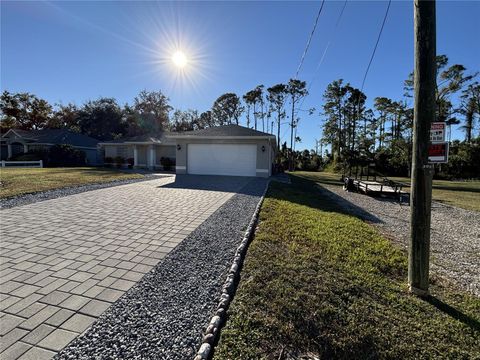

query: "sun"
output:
171 50 187 68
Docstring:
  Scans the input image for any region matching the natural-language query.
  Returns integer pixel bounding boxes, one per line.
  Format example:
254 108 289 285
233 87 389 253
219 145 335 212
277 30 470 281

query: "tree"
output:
48 103 80 132
321 80 348 162
0 91 52 130
267 84 288 150
196 110 214 129
405 55 476 124
169 109 199 132
287 79 308 170
459 82 480 143
211 93 243 125
132 90 172 132
243 86 263 129
78 98 126 140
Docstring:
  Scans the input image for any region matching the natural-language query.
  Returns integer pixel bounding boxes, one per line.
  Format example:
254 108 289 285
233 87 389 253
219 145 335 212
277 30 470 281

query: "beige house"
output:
99 133 176 169
100 125 276 177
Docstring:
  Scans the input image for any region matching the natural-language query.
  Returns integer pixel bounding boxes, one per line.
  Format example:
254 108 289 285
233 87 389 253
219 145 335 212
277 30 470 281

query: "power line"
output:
296 0 348 116
295 0 326 79
360 0 392 92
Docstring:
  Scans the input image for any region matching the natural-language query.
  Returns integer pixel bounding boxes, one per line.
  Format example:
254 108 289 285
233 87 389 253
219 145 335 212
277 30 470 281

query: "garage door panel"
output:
187 144 256 177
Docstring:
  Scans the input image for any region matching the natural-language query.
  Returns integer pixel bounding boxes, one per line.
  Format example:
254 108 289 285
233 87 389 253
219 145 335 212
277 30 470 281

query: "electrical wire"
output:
295 0 326 79
295 0 348 116
360 0 392 92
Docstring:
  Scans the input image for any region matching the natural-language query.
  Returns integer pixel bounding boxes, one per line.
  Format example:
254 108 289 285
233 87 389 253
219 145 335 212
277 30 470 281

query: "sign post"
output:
409 0 436 297
428 122 449 163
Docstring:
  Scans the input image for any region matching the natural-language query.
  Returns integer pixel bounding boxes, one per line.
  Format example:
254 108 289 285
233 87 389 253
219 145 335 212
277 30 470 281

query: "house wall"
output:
155 145 176 165
175 138 274 177
137 145 147 166
104 145 134 160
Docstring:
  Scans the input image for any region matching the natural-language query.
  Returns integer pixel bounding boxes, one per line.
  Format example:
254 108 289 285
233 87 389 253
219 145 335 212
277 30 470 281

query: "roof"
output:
2 129 99 148
99 131 175 145
169 124 276 139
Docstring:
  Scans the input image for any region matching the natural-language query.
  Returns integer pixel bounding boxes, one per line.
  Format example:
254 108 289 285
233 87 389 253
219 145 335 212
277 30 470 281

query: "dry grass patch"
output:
0 167 144 198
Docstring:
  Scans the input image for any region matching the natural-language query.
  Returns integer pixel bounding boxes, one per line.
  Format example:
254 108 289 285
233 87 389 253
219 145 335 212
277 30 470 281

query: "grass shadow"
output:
268 174 383 224
425 296 480 332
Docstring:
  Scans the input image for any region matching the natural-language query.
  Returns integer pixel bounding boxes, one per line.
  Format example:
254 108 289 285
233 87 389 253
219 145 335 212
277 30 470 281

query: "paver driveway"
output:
0 175 251 359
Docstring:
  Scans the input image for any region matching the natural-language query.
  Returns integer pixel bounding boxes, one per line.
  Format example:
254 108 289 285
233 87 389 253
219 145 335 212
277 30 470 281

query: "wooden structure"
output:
343 162 408 202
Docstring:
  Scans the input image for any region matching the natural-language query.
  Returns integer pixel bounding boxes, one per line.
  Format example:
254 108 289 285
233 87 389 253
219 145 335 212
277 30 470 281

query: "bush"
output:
48 144 86 167
160 157 175 171
114 156 125 168
10 150 49 164
127 157 134 169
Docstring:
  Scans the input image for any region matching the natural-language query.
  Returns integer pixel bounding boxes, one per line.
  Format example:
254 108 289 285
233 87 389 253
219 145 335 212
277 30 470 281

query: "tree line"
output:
1 80 308 153
318 55 479 178
1 54 478 178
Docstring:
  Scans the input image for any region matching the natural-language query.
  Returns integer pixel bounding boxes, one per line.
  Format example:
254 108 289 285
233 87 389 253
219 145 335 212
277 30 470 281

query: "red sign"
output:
428 142 449 163
430 122 446 143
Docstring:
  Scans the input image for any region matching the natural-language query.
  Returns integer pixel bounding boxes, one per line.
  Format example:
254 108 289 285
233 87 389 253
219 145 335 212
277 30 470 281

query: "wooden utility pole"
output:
409 0 436 296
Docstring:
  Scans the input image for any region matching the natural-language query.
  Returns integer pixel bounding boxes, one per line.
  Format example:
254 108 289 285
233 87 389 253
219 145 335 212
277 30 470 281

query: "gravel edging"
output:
0 175 161 209
55 178 268 360
195 180 269 360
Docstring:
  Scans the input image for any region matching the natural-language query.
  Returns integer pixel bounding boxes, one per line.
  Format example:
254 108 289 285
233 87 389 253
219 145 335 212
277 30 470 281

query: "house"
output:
0 128 100 164
99 124 277 177
100 132 176 169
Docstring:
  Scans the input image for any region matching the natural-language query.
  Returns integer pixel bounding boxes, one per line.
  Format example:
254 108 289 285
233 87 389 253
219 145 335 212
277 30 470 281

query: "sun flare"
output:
171 50 187 68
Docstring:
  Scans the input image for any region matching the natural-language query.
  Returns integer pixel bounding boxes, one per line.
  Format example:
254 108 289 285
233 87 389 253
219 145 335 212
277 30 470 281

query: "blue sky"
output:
2 1 479 150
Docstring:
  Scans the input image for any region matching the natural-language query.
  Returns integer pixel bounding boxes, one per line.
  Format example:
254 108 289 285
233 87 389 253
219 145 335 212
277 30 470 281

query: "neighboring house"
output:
0 128 100 165
100 124 277 177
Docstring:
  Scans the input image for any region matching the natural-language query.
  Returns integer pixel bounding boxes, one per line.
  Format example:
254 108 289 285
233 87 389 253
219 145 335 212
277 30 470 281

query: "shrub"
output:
114 156 125 168
160 157 175 171
11 150 49 164
48 144 86 167
127 157 134 169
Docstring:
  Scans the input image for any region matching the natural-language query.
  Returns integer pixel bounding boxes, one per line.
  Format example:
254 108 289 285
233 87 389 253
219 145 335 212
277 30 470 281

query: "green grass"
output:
293 171 480 211
214 175 480 360
390 176 480 211
0 167 144 199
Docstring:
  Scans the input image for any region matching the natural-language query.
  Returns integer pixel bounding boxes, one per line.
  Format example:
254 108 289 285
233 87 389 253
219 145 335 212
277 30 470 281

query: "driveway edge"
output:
194 180 270 360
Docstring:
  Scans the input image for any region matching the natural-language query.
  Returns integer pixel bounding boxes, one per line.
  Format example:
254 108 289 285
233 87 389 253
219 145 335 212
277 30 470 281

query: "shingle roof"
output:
170 124 275 138
100 132 175 145
3 129 99 147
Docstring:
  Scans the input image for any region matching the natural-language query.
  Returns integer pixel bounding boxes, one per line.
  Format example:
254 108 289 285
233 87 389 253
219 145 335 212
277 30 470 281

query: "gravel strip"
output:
0 175 161 209
316 183 480 296
55 177 268 360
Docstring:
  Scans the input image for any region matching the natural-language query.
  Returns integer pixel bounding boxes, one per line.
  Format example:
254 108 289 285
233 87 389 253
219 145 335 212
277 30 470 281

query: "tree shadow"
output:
424 295 480 332
269 174 383 224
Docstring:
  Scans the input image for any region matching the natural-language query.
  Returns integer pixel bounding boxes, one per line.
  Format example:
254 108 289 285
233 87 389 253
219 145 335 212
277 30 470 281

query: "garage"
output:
170 124 276 178
187 143 257 176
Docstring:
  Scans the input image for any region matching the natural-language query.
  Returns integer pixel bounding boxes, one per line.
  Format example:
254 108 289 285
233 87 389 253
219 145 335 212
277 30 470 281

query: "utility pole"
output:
409 0 436 297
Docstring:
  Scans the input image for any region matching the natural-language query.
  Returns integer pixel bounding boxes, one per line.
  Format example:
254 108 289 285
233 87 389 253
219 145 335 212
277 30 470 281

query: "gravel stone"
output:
55 178 268 360
0 174 160 209
316 183 480 296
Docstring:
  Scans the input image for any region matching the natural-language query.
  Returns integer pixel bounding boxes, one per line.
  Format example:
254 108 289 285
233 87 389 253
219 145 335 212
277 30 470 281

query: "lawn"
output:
214 175 480 359
0 167 145 199
294 171 480 211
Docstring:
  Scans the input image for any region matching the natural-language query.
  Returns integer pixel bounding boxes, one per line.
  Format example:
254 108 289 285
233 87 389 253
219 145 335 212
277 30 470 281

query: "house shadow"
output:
424 295 480 332
158 174 268 196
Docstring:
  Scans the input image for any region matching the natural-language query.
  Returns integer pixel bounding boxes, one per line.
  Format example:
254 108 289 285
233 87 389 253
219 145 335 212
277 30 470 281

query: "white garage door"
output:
187 143 257 177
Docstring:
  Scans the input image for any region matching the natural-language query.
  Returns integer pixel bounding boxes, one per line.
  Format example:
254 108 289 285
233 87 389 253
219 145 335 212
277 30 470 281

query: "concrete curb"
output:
194 180 270 360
